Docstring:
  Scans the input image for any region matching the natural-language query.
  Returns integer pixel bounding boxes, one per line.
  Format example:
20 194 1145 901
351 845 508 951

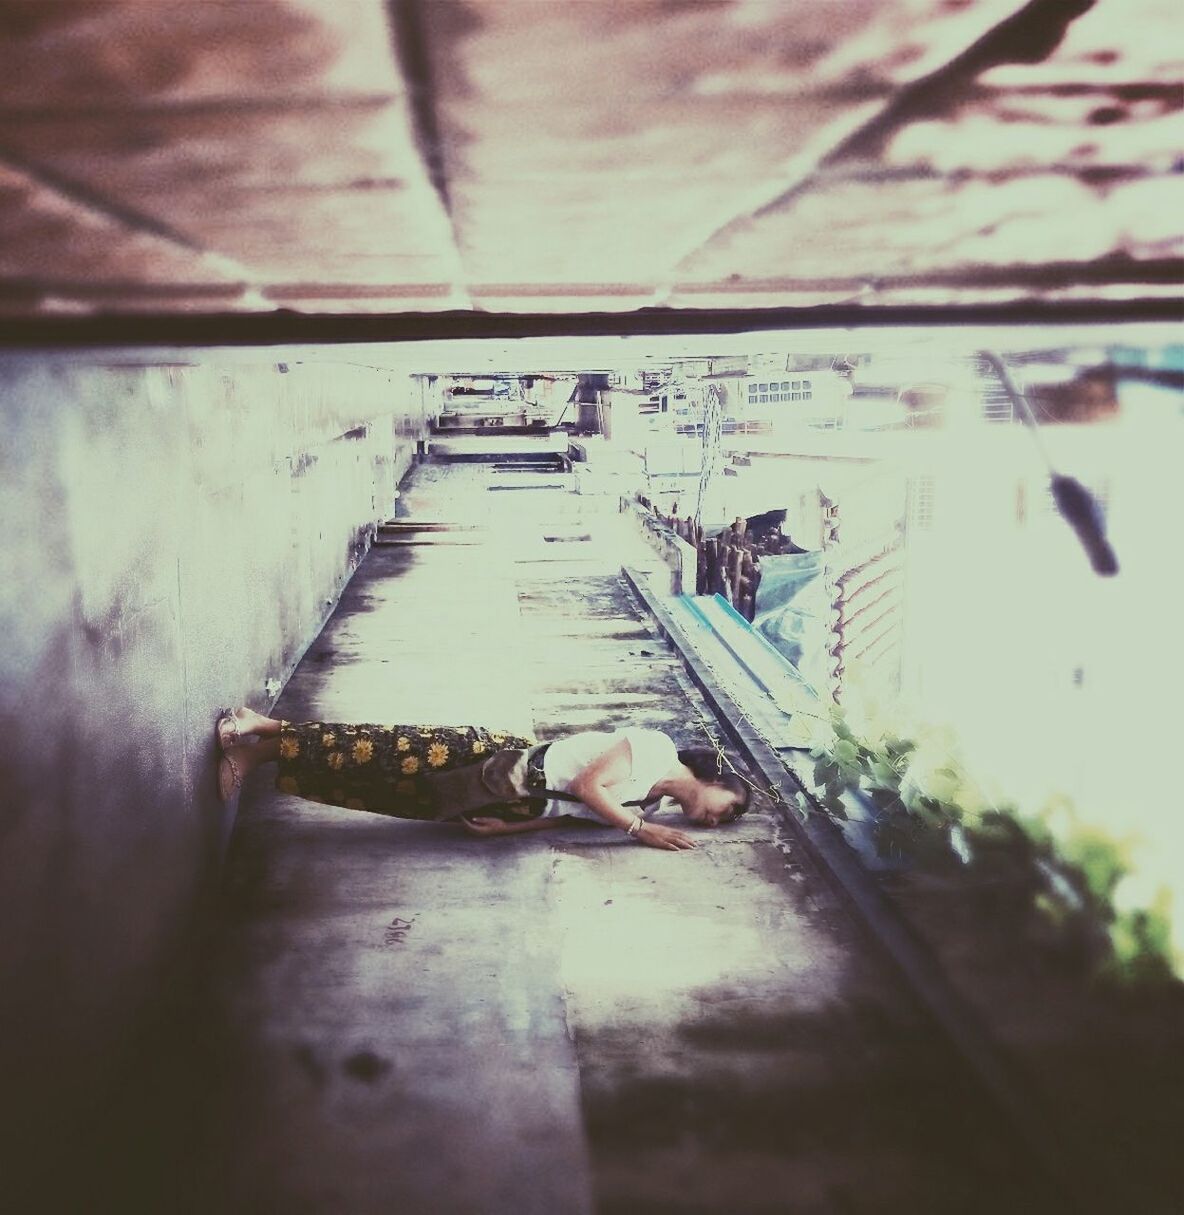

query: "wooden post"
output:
740 550 755 620
727 544 741 608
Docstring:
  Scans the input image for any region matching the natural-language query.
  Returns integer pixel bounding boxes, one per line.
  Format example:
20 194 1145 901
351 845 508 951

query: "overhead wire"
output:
980 350 1118 576
693 381 724 531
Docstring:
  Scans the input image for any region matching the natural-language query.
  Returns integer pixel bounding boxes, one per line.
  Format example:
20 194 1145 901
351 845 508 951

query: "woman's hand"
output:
460 815 512 836
460 814 566 837
636 821 697 851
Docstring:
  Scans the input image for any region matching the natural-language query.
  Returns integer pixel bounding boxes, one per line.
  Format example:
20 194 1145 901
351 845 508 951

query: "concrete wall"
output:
0 353 427 1208
621 499 698 597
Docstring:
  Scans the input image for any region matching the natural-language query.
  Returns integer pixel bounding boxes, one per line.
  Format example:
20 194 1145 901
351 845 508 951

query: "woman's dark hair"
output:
677 748 752 820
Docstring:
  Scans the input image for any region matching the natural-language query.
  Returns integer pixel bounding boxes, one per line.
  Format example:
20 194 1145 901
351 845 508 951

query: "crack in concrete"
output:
835 0 1099 165
385 0 450 211
384 0 473 309
0 145 264 295
0 142 207 255
658 0 1100 295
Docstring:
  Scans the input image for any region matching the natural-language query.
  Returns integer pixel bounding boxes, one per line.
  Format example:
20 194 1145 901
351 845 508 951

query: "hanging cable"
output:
693 382 723 530
980 351 1118 577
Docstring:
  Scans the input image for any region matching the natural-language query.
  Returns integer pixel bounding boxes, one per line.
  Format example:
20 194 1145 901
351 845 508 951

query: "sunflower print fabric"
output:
275 722 537 821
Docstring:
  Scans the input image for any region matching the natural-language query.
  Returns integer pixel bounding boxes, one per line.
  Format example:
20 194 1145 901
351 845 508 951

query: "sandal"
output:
215 707 243 752
218 751 243 803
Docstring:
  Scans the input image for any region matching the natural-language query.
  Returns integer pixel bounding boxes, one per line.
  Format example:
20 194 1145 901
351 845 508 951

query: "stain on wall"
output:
0 352 427 1208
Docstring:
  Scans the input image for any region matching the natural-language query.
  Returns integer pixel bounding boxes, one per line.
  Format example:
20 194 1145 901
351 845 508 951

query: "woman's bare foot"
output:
217 706 283 750
217 737 281 802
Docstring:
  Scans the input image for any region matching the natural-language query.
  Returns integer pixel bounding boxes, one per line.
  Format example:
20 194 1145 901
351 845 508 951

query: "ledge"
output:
619 497 698 596
622 567 1092 1213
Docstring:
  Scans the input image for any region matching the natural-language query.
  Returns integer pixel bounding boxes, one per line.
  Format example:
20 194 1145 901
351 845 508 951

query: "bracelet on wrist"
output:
625 816 643 837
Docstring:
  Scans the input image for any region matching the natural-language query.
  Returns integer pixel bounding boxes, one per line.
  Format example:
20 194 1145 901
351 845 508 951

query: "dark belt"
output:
524 743 551 795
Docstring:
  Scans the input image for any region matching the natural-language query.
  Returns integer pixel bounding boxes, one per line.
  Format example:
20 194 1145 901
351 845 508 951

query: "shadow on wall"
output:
0 354 427 1210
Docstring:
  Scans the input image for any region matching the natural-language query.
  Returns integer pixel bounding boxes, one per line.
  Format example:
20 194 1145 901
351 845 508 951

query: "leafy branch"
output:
801 708 1178 983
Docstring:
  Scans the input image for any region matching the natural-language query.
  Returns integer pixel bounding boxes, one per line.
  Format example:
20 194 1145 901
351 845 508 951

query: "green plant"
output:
1106 894 1175 984
799 712 1179 984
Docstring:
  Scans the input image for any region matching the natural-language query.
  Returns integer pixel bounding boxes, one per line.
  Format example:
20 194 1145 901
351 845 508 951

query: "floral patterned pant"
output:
275 721 539 820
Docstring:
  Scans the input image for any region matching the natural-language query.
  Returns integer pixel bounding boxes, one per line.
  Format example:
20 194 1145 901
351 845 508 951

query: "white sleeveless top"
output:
538 728 678 822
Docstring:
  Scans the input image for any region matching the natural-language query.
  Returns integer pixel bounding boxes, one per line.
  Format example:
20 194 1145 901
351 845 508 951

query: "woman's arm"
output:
567 738 697 851
460 814 571 837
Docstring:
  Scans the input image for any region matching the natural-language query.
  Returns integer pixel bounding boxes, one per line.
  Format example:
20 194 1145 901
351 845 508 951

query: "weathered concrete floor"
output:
199 463 1060 1214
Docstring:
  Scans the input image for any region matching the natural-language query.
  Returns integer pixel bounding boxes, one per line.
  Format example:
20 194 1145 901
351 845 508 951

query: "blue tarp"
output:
752 551 830 698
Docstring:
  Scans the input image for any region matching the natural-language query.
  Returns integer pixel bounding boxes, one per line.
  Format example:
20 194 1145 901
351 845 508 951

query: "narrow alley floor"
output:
197 462 1062 1215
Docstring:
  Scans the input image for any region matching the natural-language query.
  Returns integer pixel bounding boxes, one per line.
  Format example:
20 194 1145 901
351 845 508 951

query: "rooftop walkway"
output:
198 461 1058 1214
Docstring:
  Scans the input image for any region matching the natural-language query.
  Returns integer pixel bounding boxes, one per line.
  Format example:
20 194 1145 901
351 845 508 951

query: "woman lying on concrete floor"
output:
215 708 750 852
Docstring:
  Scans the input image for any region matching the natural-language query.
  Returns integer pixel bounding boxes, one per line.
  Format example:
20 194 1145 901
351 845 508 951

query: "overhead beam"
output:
1 297 1180 351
